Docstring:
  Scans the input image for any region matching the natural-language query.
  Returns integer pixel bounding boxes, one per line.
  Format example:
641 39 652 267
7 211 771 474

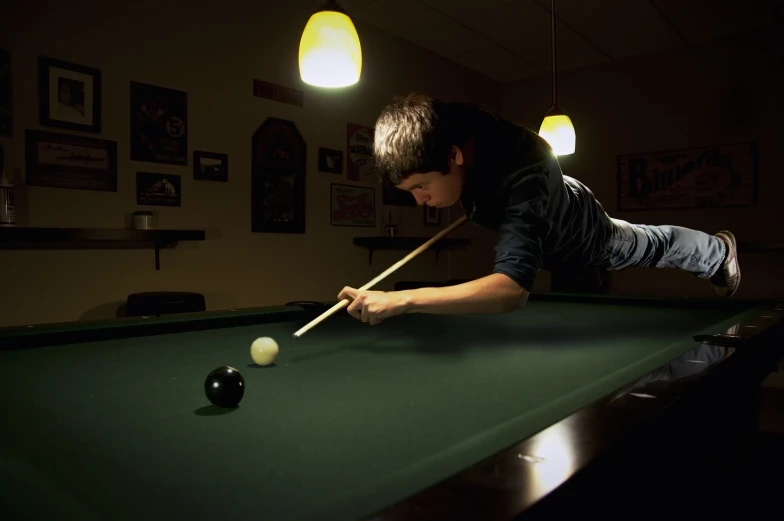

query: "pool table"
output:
1 293 783 520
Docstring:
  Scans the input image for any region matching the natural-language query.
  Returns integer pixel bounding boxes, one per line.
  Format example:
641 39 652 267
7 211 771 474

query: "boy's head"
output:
373 93 473 208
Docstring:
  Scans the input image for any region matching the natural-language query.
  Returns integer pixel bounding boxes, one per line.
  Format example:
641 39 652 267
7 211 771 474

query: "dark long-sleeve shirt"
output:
458 105 614 291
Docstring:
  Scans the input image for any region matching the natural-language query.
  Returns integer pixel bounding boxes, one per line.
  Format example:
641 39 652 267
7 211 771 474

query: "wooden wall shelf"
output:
353 236 470 264
0 227 206 270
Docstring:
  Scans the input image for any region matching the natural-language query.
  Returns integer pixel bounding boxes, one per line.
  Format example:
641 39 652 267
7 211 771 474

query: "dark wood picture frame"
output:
251 117 306 234
25 129 117 192
424 205 440 226
330 183 375 227
130 81 188 165
194 151 228 182
136 172 182 207
617 141 758 211
38 56 101 133
318 147 343 174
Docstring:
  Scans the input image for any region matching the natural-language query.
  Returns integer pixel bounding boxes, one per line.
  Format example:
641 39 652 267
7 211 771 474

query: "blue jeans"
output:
596 218 726 279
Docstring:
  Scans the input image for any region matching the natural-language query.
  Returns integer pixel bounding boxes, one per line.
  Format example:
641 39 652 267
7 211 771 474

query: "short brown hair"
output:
373 93 474 184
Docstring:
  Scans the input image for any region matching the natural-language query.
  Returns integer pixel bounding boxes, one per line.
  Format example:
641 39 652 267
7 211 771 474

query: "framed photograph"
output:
251 117 306 234
136 172 181 207
25 129 117 191
617 142 758 211
38 56 101 133
330 183 375 227
346 123 374 181
130 81 188 165
318 147 343 174
424 205 440 226
194 151 228 181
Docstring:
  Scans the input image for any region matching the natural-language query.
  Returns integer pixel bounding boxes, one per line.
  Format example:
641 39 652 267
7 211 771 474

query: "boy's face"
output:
395 146 465 208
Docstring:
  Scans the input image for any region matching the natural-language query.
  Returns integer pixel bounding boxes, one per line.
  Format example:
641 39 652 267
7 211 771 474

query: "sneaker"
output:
710 231 741 297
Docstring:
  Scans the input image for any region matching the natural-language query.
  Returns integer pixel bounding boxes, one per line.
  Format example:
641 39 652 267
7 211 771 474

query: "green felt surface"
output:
0 299 762 521
0 305 300 338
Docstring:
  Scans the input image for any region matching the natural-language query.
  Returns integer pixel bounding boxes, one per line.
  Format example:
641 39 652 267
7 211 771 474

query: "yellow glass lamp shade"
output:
299 2 362 88
539 109 575 156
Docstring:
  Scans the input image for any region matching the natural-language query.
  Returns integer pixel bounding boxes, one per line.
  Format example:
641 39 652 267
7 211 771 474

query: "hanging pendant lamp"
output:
539 0 575 155
299 0 362 88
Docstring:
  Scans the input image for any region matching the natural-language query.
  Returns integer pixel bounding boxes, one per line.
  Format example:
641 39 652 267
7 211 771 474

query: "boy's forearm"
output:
401 273 528 315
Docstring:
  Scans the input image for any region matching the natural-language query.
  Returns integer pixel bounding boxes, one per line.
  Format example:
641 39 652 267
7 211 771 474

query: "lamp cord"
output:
551 0 558 108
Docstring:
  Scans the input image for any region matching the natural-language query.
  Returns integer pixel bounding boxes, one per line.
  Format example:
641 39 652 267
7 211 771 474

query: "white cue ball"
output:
250 336 279 366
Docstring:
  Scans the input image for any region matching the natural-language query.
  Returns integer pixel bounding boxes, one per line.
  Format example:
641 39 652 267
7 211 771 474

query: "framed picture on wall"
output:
136 172 181 207
251 117 306 234
130 81 188 165
194 151 228 181
318 147 343 174
38 56 101 133
424 205 440 226
617 142 758 211
25 129 117 191
330 183 375 227
346 123 374 181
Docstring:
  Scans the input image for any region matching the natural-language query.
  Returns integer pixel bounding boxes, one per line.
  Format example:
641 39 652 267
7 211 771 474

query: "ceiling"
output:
323 0 782 83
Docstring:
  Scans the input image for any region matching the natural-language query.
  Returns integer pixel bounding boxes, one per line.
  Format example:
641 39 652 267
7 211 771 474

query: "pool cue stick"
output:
292 214 468 338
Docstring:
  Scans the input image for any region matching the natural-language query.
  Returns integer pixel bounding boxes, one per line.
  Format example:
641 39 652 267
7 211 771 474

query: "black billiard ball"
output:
204 366 245 408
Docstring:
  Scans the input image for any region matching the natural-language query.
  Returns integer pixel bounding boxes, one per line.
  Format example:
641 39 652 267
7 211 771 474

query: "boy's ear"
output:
450 145 464 166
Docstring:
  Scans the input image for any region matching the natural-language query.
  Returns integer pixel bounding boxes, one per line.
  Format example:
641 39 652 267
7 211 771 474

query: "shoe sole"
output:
715 230 741 298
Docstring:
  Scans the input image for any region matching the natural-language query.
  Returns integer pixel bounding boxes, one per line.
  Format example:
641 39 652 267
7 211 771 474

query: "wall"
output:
501 26 784 299
0 0 500 327
5 2 776 329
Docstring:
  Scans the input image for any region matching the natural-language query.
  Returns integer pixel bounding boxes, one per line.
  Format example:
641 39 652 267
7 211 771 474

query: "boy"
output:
338 94 740 325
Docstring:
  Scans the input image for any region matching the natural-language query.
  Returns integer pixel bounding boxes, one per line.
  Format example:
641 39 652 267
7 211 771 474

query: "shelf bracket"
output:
153 239 174 270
